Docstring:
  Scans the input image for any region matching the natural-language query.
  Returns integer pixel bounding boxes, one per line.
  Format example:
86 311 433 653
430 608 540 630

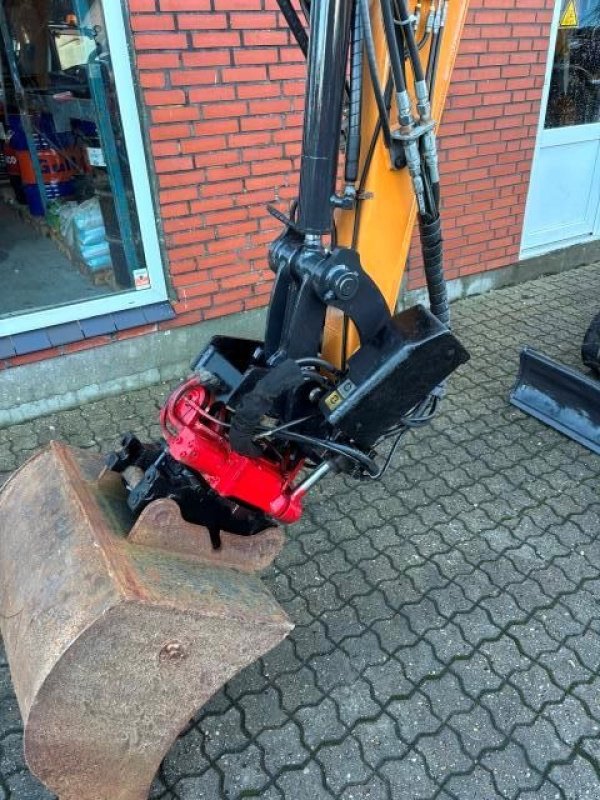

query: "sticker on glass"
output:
134 269 151 290
560 0 578 28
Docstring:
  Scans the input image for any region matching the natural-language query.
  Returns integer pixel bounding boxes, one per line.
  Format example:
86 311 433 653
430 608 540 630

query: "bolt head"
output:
336 273 359 299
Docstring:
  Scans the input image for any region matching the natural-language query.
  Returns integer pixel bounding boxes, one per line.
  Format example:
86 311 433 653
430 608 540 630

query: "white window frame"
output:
0 1 168 338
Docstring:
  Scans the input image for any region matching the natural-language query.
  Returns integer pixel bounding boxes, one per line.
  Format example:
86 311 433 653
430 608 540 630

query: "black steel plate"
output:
510 347 600 455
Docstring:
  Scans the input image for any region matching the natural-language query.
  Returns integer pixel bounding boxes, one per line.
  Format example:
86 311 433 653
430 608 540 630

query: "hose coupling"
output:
415 79 432 123
422 130 440 185
396 90 415 130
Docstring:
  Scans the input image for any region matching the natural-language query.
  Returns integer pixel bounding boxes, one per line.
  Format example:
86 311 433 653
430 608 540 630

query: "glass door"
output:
521 0 600 257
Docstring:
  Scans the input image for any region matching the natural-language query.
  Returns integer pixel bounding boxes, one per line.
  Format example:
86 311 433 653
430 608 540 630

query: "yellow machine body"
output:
324 0 471 362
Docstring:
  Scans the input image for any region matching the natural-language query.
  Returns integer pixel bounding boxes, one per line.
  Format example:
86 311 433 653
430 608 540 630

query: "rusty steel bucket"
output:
0 442 292 800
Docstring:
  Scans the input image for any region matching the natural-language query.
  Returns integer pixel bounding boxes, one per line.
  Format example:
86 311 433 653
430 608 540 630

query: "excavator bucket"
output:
510 347 600 454
0 442 292 800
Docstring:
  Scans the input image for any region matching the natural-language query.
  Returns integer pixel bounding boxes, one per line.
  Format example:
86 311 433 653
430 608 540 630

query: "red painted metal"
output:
160 378 306 523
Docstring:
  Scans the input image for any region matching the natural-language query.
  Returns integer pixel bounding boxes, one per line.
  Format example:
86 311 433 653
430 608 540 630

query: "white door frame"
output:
520 0 600 259
0 1 168 338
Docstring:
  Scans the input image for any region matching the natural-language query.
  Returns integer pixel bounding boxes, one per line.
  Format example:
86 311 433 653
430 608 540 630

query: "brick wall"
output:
131 0 305 327
132 0 555 312
407 0 555 289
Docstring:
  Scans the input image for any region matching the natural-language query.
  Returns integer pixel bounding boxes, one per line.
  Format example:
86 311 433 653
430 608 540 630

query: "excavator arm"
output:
332 0 470 354
0 5 472 798
107 0 471 541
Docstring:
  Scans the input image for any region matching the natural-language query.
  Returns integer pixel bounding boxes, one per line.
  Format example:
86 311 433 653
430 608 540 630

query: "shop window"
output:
546 0 600 128
0 0 166 335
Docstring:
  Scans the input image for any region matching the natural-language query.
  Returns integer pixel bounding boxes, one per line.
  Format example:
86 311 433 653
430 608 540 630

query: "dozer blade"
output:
510 347 600 454
0 442 292 800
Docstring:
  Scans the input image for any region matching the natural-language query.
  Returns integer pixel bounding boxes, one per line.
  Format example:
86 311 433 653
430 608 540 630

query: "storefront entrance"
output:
0 0 167 339
522 0 600 257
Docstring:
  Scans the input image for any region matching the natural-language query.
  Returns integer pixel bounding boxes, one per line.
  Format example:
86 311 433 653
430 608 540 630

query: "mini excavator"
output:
0 2 471 799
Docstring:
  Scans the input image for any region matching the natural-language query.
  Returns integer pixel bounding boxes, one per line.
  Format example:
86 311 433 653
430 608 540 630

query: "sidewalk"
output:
1 263 600 799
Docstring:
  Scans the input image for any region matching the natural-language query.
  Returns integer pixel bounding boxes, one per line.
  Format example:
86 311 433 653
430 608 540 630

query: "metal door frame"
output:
520 0 600 259
0 1 168 338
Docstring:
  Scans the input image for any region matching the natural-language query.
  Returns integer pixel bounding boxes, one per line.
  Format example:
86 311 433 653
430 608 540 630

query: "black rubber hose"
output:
230 359 305 457
419 213 450 326
272 430 380 475
426 18 438 87
417 30 430 50
300 0 311 23
393 1 408 86
395 0 426 83
276 0 308 57
380 0 407 94
428 18 443 101
360 0 392 149
346 1 363 184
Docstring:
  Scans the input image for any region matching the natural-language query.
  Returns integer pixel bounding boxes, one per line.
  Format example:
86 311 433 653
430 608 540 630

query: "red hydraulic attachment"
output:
160 377 307 523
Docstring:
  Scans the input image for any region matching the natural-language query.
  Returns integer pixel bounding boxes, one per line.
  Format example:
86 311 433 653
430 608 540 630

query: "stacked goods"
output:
60 197 112 273
7 114 87 216
73 198 111 272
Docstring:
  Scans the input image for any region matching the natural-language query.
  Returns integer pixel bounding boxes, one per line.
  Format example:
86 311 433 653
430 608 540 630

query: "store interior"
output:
0 0 146 324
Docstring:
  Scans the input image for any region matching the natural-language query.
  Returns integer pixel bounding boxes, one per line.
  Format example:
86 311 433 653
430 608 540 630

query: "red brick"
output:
242 30 289 47
145 89 186 106
221 66 268 83
171 69 219 86
179 14 227 30
129 0 156 10
137 52 180 69
181 50 231 67
192 32 241 48
214 0 261 7
160 0 209 6
151 106 200 123
230 12 277 28
130 14 174 31
135 32 188 49
140 72 166 89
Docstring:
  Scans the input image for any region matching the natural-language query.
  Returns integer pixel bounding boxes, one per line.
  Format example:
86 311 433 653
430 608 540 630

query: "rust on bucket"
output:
0 442 292 800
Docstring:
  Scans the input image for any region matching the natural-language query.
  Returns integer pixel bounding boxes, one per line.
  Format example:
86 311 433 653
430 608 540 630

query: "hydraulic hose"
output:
360 0 392 149
395 0 426 84
427 0 445 97
428 2 445 102
380 0 408 95
276 0 308 57
419 213 450 326
346 1 364 184
300 0 311 23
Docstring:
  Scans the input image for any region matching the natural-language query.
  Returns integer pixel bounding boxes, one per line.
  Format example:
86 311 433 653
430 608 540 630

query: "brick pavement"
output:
1 263 600 799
